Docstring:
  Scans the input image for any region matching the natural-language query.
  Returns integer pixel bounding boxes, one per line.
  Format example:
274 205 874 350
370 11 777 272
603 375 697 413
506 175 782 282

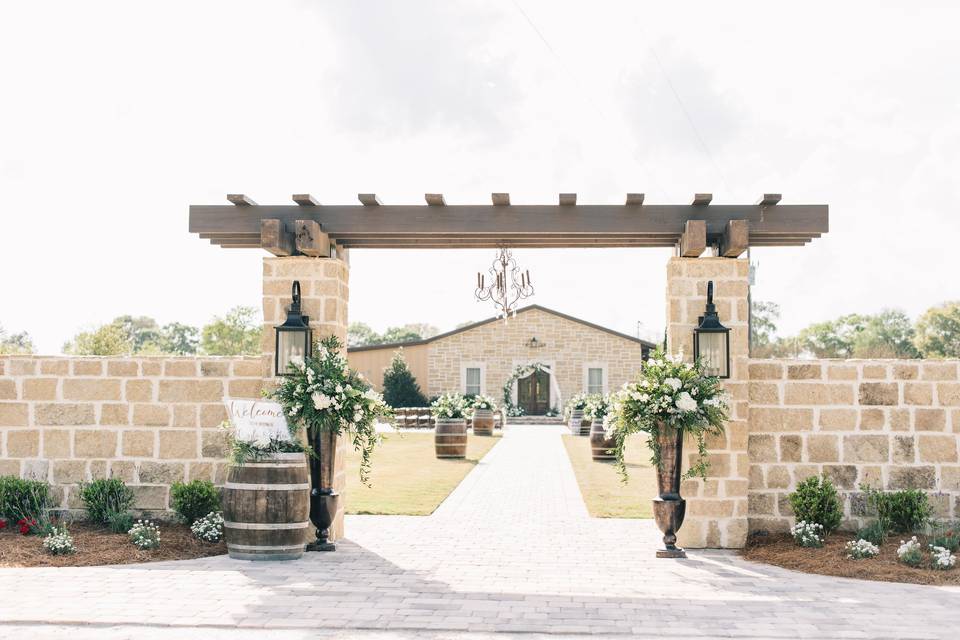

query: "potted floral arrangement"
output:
564 393 590 435
585 394 615 461
431 393 470 458
469 395 498 436
272 335 392 551
607 349 729 557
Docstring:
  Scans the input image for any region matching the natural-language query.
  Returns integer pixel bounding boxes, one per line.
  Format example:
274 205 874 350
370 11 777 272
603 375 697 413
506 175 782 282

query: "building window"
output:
462 362 485 396
583 363 607 395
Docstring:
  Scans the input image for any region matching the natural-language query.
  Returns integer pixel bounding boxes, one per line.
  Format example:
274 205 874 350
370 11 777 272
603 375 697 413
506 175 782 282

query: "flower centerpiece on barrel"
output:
469 395 498 436
607 349 729 557
272 335 392 551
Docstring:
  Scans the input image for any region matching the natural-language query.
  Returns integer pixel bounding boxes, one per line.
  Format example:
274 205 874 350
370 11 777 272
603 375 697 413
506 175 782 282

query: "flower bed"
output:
0 521 225 568
743 532 960 586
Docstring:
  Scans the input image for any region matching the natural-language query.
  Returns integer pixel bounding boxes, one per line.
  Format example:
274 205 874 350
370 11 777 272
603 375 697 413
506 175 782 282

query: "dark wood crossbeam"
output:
189 197 827 251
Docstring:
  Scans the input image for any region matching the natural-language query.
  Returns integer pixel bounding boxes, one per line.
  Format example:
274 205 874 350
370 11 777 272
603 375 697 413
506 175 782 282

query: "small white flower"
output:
312 392 332 410
664 378 681 391
675 392 697 412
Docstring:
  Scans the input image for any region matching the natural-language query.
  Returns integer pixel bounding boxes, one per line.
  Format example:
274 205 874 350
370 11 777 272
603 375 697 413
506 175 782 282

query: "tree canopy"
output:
347 322 440 347
0 325 35 355
200 306 261 356
914 301 960 358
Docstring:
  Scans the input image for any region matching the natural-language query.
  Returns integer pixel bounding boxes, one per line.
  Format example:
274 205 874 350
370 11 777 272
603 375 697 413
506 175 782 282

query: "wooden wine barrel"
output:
590 419 616 461
222 452 310 561
472 408 494 436
435 418 467 458
568 409 585 435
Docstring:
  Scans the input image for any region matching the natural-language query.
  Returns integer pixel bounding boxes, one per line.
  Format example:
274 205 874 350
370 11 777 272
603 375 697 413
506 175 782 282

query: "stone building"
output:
347 305 654 413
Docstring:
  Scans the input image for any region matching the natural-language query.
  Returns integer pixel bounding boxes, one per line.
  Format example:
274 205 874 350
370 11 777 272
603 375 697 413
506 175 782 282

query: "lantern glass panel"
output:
277 330 308 375
697 331 728 378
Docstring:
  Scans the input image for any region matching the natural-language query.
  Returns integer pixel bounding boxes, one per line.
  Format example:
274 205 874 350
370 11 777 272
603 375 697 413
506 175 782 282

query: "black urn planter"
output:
652 423 687 558
306 428 338 552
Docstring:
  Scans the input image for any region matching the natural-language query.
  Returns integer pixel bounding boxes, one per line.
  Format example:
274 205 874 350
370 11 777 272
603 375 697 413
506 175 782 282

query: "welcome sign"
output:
225 399 292 443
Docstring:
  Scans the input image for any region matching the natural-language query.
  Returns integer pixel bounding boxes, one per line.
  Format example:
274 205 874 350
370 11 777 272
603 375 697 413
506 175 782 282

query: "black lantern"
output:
693 281 730 378
274 281 312 377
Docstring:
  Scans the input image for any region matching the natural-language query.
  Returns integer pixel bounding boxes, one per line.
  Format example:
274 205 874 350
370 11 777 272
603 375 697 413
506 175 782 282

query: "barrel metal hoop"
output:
223 520 311 530
224 482 310 491
227 543 306 551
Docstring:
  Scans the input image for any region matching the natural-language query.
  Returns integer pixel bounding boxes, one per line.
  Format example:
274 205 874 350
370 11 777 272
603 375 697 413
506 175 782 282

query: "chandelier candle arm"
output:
473 247 535 319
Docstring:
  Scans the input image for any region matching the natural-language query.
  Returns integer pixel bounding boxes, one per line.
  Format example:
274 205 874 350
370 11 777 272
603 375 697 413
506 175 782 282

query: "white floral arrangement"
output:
607 348 729 480
469 395 497 411
563 393 590 421
273 335 392 484
930 545 956 570
845 538 879 559
42 525 75 555
584 394 610 423
790 521 824 548
129 520 161 550
190 511 224 543
896 536 923 567
431 393 470 420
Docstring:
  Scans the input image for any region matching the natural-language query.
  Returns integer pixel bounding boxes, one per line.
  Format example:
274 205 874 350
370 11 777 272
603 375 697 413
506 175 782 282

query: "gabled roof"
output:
347 304 658 353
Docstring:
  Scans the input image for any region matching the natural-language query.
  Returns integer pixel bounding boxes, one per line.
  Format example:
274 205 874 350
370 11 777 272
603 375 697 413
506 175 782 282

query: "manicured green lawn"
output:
345 432 501 515
562 434 656 518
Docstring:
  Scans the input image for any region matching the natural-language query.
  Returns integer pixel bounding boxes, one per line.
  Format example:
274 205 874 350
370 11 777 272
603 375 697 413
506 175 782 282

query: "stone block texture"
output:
747 359 960 533
0 355 261 515
666 257 750 549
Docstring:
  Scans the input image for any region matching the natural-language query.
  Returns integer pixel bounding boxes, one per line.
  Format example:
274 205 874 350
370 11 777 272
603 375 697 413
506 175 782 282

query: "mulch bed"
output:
0 521 225 568
742 532 960 586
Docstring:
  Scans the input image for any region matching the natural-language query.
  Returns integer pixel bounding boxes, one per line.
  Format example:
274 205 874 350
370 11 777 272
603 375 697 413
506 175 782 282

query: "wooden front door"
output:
517 370 550 415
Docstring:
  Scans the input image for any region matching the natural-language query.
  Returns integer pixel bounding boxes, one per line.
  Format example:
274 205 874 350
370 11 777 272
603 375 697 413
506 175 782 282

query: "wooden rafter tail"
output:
491 193 510 206
260 219 294 256
625 193 645 205
691 193 713 206
558 193 577 206
719 219 749 257
227 194 257 206
358 193 381 206
757 193 782 206
678 220 706 257
292 194 319 206
294 219 329 257
425 193 446 206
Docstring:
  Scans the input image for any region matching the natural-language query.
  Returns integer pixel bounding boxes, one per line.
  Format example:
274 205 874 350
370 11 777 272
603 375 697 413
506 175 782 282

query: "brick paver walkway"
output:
2 425 960 639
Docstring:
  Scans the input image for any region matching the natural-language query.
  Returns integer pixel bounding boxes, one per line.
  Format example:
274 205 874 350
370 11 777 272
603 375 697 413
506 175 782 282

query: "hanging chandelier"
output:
474 247 534 319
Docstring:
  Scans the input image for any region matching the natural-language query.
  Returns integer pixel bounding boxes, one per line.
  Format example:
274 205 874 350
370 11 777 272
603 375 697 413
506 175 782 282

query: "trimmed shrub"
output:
862 485 932 534
108 511 134 534
0 476 50 523
788 476 843 535
170 480 221 524
382 351 428 408
79 478 135 525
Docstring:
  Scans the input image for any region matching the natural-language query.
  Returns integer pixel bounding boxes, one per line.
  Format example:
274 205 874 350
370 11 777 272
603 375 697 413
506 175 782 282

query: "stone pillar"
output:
262 256 350 541
665 257 750 548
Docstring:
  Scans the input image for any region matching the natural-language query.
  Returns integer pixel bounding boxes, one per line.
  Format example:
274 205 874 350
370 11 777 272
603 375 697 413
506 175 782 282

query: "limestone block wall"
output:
427 307 647 403
747 359 960 533
0 355 261 515
666 257 751 549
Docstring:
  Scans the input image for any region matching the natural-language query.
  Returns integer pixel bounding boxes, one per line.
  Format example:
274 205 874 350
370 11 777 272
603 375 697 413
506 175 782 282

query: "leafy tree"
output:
914 301 960 358
796 314 867 359
400 323 439 339
112 315 161 352
155 322 200 355
0 325 35 355
63 323 133 355
381 350 428 407
455 320 475 329
380 326 423 344
851 309 919 358
348 322 381 347
201 306 261 356
750 301 780 357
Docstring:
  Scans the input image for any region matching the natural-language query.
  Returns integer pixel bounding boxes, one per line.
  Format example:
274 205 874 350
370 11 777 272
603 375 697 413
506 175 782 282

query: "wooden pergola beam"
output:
227 194 257 206
691 193 713 206
757 194 782 206
260 219 294 256
625 193 645 205
719 219 749 257
678 220 706 257
292 194 320 206
358 193 381 206
559 193 577 206
425 193 446 206
294 220 329 257
492 193 510 206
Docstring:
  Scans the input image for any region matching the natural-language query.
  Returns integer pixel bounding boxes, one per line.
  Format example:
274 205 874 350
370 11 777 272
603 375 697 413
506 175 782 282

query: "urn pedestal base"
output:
652 496 687 558
306 489 338 553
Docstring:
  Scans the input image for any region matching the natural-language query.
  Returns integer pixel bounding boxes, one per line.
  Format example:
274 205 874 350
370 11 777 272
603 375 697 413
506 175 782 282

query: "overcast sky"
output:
2 1 959 353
